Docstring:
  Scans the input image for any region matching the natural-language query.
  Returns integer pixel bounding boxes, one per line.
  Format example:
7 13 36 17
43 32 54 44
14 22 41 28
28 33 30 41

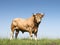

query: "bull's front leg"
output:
34 28 38 40
29 31 33 40
28 27 33 40
34 33 37 40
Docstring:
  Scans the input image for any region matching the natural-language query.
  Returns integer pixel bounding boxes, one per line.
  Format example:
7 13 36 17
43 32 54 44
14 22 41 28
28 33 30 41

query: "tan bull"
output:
10 13 44 40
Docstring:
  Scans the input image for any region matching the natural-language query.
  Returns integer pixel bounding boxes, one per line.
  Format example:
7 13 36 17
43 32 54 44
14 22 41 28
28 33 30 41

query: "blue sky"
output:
0 0 60 39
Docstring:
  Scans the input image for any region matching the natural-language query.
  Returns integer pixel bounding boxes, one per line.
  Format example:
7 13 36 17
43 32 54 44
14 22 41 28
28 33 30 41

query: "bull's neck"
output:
28 16 34 21
34 18 41 27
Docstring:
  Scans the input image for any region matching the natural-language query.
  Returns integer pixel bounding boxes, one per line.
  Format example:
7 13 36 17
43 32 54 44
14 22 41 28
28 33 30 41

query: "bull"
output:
10 13 44 40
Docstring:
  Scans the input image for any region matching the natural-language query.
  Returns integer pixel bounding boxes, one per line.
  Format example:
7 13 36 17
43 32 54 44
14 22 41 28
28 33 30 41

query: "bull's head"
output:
33 13 44 23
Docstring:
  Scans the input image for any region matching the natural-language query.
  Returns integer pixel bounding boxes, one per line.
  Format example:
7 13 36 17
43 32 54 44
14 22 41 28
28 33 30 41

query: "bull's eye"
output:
36 16 37 18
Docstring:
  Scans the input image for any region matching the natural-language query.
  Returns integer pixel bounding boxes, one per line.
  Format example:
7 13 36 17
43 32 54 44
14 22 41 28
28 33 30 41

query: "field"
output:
0 38 60 45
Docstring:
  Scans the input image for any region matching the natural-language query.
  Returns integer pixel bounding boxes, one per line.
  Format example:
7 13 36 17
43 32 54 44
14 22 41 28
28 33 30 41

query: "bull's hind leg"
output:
10 23 15 40
10 30 14 40
15 30 19 39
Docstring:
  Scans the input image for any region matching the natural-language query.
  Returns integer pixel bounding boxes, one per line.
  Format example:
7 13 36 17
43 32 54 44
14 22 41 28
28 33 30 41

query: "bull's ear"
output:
33 15 35 17
42 13 45 17
33 13 35 17
42 15 44 17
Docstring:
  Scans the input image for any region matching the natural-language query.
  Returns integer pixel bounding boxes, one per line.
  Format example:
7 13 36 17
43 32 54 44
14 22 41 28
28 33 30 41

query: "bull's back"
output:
11 18 28 30
11 17 34 31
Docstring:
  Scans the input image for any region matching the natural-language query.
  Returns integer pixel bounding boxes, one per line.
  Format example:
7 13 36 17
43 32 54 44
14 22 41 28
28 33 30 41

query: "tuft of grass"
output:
0 38 60 45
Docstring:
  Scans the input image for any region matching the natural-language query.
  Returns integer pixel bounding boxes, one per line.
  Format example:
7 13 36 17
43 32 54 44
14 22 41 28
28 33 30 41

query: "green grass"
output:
0 38 60 45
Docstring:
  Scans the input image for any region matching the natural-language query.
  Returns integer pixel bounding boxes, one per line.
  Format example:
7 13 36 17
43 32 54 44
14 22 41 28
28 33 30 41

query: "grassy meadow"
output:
0 38 60 45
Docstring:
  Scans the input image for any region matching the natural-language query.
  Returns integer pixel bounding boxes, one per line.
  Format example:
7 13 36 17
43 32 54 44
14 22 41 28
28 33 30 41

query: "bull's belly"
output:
19 26 28 30
17 28 29 34
16 26 29 32
15 26 35 33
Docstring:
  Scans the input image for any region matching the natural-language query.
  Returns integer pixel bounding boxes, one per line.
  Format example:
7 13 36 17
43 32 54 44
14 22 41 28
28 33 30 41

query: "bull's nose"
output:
39 21 41 23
